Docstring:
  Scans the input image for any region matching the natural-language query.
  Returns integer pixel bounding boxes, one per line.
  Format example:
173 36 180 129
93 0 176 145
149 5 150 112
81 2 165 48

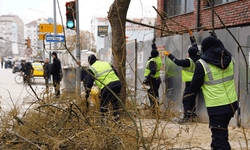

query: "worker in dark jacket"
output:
191 32 238 150
86 54 122 122
51 52 62 98
43 58 51 91
143 39 162 113
80 62 89 91
164 31 200 123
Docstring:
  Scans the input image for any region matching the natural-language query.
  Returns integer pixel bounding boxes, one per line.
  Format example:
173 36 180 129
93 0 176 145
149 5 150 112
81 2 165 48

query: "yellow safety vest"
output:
198 58 237 108
144 56 162 78
182 57 195 82
90 61 120 89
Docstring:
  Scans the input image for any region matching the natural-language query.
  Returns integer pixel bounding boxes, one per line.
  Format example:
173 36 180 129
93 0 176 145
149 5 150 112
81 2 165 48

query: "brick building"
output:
157 0 250 36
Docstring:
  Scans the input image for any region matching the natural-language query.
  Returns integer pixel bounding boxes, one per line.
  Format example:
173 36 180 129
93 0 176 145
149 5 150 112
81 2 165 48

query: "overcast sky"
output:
0 0 157 31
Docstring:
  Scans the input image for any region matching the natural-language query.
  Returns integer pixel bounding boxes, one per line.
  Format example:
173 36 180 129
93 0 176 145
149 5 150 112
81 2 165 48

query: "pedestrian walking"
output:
21 60 34 84
1 57 3 68
191 32 238 149
50 52 62 98
164 31 200 123
86 54 122 122
43 58 51 92
143 39 162 113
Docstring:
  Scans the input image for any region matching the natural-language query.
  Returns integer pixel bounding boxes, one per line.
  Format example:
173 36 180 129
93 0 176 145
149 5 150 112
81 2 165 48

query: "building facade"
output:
157 0 250 36
0 15 24 57
92 17 156 53
91 17 110 53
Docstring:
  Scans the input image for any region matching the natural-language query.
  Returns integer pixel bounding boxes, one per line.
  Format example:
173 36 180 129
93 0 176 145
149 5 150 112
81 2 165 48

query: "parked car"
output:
12 62 21 73
32 62 44 77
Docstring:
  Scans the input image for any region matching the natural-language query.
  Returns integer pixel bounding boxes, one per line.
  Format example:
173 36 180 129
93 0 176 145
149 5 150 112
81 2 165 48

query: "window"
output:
164 0 194 17
207 0 237 7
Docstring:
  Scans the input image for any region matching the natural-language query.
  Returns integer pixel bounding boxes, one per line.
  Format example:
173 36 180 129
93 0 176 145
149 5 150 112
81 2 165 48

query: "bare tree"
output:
66 30 96 52
108 0 131 106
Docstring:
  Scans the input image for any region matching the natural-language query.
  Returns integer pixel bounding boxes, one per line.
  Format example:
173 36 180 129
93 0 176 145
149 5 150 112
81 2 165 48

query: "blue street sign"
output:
46 35 65 42
47 18 53 24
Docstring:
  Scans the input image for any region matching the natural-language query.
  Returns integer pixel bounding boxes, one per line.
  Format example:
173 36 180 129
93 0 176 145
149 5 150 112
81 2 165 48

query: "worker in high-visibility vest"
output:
191 32 238 149
86 54 122 122
143 39 162 113
164 31 200 123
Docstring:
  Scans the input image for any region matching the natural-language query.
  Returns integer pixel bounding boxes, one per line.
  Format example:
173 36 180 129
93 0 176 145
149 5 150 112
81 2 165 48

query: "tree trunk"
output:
108 0 130 107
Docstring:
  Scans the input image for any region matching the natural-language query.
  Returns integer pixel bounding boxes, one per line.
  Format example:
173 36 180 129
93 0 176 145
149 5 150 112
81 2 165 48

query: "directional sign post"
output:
46 35 65 42
40 24 62 33
39 34 46 40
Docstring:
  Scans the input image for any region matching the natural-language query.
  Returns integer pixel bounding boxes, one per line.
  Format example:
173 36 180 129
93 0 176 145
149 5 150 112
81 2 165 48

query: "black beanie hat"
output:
201 36 219 53
188 47 198 56
88 54 97 65
151 43 159 57
52 52 57 57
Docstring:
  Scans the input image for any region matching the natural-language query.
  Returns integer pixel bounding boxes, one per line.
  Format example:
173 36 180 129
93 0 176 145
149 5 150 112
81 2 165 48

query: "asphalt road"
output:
0 67 48 111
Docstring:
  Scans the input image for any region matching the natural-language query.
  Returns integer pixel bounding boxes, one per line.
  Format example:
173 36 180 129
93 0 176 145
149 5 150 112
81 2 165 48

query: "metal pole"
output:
53 0 57 50
134 39 137 103
76 0 81 94
211 0 214 32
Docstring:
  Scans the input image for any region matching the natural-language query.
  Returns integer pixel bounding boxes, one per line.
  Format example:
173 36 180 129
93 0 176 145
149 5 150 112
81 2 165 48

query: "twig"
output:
14 133 44 150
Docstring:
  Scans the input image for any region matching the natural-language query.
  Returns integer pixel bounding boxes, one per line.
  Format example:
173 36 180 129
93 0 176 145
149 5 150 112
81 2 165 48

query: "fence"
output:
100 27 250 128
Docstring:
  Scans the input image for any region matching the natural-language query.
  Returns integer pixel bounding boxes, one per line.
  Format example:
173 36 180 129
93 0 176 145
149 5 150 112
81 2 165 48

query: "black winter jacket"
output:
43 62 51 78
191 37 238 115
51 57 61 75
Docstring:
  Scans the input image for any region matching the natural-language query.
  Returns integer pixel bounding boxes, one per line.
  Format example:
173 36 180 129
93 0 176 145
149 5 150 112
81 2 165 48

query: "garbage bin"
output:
62 67 76 95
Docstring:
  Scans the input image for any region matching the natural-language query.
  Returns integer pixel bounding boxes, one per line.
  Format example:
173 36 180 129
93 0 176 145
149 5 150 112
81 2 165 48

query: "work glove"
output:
188 29 193 36
209 31 217 39
164 51 170 56
189 29 197 46
143 78 149 85
85 89 90 99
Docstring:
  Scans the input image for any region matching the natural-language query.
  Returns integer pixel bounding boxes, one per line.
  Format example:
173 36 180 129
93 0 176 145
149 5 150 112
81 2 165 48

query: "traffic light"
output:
65 1 75 29
25 38 31 47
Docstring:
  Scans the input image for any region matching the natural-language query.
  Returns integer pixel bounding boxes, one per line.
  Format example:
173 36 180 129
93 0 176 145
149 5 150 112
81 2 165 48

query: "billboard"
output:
98 26 108 37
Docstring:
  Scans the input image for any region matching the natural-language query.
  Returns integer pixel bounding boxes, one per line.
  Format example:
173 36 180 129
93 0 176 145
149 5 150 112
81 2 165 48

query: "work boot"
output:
178 110 192 124
178 116 191 124
190 112 197 122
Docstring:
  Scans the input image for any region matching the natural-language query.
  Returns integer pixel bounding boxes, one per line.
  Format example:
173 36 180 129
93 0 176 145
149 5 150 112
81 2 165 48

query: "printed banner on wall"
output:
12 23 18 54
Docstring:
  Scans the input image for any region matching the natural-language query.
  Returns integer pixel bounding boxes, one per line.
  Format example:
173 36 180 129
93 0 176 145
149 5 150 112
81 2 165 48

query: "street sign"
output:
39 34 46 40
47 18 53 24
46 35 65 42
26 47 33 55
39 24 63 33
98 26 108 37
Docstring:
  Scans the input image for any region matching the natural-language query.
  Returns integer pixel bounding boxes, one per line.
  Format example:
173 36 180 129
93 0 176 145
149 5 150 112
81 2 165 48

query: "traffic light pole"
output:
76 0 81 94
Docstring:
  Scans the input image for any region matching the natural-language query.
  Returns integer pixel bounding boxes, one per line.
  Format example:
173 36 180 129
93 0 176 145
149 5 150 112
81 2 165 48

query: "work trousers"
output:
183 82 197 113
100 86 121 119
209 112 234 150
148 77 161 108
52 74 60 96
24 74 32 84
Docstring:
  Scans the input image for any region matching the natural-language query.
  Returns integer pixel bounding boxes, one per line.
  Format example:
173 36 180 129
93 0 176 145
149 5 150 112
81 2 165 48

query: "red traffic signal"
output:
25 38 31 47
65 1 75 29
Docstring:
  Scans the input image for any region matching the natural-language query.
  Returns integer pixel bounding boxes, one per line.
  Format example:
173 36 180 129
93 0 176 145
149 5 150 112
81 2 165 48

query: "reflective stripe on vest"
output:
90 61 120 89
198 58 237 108
199 59 234 85
89 67 112 78
144 56 162 78
181 57 195 82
